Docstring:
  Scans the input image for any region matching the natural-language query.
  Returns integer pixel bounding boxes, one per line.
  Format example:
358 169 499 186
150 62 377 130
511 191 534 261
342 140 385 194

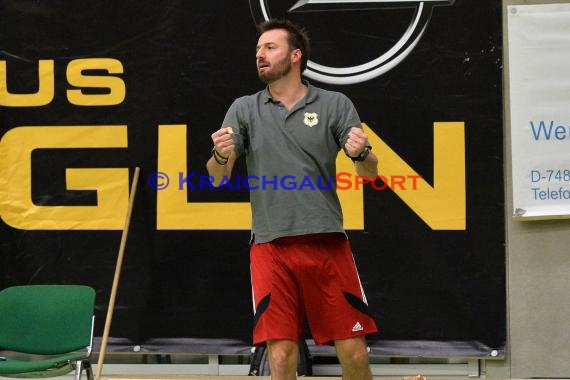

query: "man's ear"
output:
291 48 302 64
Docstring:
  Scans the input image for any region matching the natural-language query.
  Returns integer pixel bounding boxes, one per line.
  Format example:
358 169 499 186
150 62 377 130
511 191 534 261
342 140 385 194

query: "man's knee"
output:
335 337 370 366
267 340 299 373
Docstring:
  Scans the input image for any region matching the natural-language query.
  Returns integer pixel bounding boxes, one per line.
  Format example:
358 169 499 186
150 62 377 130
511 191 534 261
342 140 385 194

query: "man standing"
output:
207 19 378 380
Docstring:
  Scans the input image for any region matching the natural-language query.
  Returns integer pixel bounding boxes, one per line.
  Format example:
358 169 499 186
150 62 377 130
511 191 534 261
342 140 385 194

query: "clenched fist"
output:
211 127 234 158
344 127 368 158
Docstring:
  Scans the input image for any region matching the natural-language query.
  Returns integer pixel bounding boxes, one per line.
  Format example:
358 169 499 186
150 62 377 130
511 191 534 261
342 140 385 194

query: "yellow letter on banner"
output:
66 58 126 106
156 125 251 229
337 152 364 230
0 60 55 107
0 126 129 230
363 122 466 230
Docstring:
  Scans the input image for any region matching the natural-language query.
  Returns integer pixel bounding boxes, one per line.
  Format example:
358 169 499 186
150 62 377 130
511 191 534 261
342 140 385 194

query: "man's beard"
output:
258 55 292 84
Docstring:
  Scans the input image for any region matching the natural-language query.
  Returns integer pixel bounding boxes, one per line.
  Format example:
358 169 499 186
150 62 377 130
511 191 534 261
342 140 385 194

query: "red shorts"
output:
250 233 378 346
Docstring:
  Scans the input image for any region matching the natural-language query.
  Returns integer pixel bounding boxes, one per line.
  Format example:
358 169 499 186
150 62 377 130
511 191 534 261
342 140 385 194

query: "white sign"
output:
507 3 570 219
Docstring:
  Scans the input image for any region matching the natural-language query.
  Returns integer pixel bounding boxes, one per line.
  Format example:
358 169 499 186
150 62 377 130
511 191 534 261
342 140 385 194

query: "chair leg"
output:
74 360 83 380
84 360 94 380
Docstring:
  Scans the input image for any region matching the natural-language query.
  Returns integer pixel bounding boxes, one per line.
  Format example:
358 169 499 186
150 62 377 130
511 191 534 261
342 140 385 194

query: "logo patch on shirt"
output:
303 112 319 127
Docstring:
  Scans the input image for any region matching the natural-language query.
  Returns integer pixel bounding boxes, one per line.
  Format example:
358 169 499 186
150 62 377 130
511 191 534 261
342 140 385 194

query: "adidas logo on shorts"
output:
352 321 364 332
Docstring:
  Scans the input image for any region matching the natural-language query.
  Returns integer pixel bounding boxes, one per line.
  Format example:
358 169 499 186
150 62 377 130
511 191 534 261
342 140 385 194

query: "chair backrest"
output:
0 285 95 355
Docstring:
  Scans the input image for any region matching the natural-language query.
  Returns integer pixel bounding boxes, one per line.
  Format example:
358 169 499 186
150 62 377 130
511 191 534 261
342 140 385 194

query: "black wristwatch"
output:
349 146 370 162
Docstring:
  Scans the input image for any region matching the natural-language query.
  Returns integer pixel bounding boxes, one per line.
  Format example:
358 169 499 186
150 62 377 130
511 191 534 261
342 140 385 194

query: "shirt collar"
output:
263 80 318 104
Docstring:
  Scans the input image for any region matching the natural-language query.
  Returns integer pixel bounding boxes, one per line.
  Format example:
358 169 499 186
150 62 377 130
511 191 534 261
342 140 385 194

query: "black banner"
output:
0 0 505 357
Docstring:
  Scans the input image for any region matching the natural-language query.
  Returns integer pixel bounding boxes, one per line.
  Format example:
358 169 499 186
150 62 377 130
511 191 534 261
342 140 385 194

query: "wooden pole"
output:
95 167 140 380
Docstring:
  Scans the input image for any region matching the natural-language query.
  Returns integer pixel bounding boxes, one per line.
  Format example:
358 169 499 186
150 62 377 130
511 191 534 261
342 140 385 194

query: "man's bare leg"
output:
267 339 298 380
335 336 373 380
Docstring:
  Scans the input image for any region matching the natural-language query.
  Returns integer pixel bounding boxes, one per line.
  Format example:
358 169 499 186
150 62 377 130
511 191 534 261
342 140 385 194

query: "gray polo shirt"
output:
221 83 361 243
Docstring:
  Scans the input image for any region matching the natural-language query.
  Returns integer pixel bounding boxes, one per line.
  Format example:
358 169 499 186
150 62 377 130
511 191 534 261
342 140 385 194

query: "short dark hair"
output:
258 19 310 72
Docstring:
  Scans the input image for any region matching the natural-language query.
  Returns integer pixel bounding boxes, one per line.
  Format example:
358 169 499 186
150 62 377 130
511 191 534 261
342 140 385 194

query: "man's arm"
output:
206 127 237 187
354 150 378 178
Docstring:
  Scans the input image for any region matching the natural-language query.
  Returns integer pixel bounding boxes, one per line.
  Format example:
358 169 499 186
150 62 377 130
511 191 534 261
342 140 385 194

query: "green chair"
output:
0 285 96 380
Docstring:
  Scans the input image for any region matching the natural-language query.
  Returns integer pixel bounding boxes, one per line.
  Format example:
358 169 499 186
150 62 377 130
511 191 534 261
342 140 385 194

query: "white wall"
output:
489 1 570 377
